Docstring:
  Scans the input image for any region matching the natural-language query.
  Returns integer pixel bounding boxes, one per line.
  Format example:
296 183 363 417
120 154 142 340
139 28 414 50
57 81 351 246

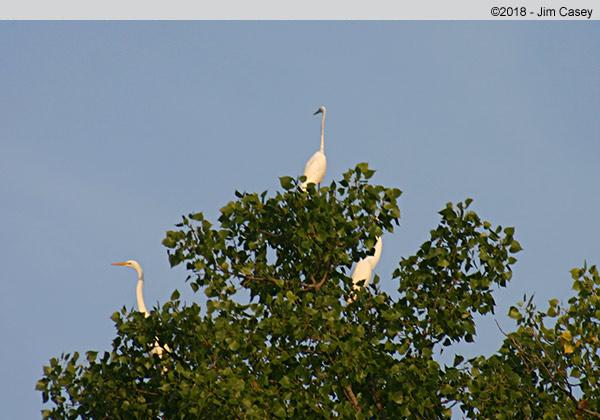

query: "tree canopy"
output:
38 164 600 418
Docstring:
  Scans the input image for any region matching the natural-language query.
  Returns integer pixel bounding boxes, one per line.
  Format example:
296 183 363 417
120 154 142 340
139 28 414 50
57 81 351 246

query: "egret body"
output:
348 237 383 302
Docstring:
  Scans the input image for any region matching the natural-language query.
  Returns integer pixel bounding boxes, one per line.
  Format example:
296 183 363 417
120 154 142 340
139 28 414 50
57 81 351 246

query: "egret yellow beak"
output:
111 262 128 266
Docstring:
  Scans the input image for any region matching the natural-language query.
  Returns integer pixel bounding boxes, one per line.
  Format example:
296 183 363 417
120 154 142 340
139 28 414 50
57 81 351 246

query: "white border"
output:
1 0 598 20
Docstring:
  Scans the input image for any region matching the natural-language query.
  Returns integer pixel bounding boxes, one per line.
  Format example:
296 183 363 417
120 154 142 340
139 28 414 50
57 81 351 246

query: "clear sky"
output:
1 22 599 417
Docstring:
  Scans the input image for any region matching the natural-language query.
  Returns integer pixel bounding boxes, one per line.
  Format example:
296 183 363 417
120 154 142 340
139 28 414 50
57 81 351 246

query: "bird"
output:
348 237 383 303
111 260 169 359
300 105 327 191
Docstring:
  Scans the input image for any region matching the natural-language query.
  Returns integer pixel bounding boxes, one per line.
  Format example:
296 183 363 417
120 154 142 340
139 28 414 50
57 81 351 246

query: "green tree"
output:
37 164 600 418
459 265 600 419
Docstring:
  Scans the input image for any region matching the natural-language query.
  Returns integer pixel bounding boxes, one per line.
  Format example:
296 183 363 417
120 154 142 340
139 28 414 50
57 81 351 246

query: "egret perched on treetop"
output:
300 105 327 190
111 260 169 359
348 237 383 303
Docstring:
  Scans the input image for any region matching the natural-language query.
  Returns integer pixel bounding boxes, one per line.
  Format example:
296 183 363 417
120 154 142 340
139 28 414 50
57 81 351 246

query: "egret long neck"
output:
320 109 326 153
135 270 149 317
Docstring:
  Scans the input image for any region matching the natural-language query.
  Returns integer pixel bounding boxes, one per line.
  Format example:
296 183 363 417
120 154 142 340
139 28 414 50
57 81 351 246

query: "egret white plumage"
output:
300 105 327 190
348 237 383 303
111 260 169 359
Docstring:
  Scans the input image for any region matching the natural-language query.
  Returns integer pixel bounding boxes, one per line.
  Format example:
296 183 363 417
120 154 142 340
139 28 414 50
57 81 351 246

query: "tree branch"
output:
303 273 328 291
240 273 281 286
371 386 383 412
343 384 361 413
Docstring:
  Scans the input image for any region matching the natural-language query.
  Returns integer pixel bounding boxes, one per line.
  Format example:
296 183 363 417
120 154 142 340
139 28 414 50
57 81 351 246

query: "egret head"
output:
111 260 143 277
313 105 326 115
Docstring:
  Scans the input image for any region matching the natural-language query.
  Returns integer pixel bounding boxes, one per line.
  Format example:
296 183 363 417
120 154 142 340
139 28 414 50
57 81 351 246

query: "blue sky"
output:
1 22 599 417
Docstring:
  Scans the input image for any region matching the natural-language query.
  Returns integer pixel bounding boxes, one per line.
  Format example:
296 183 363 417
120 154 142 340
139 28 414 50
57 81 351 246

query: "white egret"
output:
300 105 327 191
348 237 383 303
111 260 169 359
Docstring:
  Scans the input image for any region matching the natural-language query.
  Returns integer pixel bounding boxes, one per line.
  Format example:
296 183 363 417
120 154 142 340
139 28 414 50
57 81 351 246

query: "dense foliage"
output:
38 164 600 418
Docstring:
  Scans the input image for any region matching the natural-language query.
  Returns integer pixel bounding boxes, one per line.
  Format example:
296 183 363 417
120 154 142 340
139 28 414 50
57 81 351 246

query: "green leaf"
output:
356 162 370 174
509 240 523 253
86 351 98 363
391 391 404 404
438 259 450 268
279 176 294 190
35 379 47 391
453 354 464 367
228 340 240 351
190 212 204 221
508 306 522 320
